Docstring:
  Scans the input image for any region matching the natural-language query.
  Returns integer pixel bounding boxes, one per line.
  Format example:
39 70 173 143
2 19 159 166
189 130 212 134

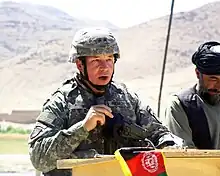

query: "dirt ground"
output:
0 134 29 140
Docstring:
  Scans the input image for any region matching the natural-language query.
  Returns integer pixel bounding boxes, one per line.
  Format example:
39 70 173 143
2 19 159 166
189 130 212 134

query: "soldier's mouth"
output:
99 76 109 80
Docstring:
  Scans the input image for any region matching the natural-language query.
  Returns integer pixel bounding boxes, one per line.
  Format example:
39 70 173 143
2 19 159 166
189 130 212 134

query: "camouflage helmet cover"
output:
68 27 120 63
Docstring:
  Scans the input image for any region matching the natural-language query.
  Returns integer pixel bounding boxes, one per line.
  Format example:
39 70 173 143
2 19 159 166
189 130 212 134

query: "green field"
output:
0 134 29 154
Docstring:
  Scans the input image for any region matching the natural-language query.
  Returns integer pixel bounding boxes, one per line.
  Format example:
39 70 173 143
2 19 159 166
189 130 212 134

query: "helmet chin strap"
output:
80 58 114 92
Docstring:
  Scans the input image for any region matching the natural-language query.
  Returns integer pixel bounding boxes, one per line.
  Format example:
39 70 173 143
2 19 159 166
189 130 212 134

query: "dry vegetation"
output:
0 1 219 118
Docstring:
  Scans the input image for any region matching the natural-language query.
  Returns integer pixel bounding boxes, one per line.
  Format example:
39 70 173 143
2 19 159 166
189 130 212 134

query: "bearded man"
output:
163 41 220 149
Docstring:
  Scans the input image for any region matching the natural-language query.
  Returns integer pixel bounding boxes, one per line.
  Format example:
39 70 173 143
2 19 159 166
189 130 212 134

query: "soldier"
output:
28 27 183 176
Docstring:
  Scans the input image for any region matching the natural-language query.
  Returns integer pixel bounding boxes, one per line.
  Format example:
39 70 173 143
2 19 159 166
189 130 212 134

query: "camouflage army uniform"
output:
28 27 183 176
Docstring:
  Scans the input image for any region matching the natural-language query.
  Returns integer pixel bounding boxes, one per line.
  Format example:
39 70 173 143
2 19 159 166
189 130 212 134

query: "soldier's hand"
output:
82 105 113 131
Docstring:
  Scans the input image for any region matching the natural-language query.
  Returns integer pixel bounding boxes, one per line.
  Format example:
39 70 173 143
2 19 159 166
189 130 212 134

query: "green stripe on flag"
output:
158 172 168 176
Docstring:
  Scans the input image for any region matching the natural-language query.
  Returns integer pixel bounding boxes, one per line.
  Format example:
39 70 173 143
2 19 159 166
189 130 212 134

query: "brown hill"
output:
0 1 220 117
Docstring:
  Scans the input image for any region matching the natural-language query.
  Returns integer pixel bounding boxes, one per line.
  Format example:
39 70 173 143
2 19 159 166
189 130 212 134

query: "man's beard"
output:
198 79 220 105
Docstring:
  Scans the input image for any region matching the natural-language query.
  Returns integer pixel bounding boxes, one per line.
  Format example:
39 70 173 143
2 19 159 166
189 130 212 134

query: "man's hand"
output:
83 104 113 131
162 144 188 150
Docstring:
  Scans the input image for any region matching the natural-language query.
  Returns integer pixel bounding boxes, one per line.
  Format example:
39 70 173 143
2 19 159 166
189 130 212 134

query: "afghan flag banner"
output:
114 147 168 176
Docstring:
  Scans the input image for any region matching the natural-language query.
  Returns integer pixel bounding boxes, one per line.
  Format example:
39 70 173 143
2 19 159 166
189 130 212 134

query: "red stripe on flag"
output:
125 151 167 176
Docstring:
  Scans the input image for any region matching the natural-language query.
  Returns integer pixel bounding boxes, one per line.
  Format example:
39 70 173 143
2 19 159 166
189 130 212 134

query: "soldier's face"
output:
85 54 114 85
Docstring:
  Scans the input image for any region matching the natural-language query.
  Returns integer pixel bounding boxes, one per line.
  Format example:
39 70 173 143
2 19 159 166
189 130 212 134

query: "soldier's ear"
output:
76 59 84 72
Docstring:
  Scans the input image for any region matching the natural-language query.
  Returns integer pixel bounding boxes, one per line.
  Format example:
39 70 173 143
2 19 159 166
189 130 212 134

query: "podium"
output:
57 149 220 176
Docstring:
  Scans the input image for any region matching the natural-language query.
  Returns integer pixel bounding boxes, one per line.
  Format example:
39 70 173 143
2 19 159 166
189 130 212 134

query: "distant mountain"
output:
1 1 220 112
116 1 220 79
0 1 118 61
